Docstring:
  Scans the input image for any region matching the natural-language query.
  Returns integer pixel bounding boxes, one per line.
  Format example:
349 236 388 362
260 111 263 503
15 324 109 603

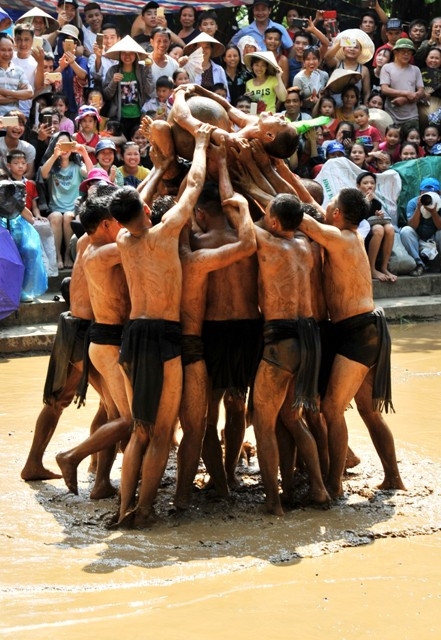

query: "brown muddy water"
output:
1 322 440 639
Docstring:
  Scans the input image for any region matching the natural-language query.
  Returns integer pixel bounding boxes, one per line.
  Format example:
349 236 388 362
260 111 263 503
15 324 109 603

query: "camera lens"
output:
421 194 432 206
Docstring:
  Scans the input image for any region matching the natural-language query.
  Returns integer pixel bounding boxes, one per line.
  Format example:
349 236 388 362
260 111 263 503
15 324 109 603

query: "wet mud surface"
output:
1 322 441 639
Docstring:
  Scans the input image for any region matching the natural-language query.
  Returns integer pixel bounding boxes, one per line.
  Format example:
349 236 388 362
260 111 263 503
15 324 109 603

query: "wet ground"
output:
1 322 440 639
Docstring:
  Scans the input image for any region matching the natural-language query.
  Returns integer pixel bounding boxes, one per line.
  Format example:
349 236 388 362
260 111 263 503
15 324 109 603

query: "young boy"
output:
353 105 383 151
142 75 173 120
6 149 58 277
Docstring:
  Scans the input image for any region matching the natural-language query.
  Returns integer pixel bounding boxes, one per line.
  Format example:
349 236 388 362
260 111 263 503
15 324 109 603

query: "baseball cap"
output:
95 139 116 154
327 141 345 156
142 1 159 14
420 177 440 191
79 167 113 192
429 143 441 156
57 0 79 6
386 18 402 30
253 0 271 7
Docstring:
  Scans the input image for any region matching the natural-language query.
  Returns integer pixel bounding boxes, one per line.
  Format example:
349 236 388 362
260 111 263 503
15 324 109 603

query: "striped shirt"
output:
0 61 32 117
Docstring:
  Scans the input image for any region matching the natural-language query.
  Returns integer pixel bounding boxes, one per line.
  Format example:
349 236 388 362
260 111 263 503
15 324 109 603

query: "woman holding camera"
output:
39 131 93 268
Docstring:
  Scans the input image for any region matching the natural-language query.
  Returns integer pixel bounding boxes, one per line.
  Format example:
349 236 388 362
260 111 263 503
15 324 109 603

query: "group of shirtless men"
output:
21 86 406 528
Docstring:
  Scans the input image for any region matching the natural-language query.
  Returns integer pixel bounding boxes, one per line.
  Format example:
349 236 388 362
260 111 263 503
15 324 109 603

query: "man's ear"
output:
264 130 275 141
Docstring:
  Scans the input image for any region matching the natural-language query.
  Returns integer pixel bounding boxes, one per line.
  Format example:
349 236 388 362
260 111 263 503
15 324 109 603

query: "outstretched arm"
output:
162 123 214 232
299 213 343 250
137 143 173 206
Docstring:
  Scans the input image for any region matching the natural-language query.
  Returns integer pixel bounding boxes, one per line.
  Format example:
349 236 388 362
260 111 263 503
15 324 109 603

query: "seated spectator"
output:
366 89 384 109
142 75 173 119
172 68 190 88
356 170 397 282
422 123 441 155
38 131 93 268
366 149 392 173
0 179 47 302
0 110 35 179
335 85 360 124
401 125 425 157
398 142 419 161
353 104 382 151
52 93 75 134
115 141 149 188
349 141 370 170
94 138 123 186
400 177 441 276
6 149 58 277
418 46 441 129
282 86 312 123
131 125 151 168
312 95 338 139
379 123 401 163
73 104 101 163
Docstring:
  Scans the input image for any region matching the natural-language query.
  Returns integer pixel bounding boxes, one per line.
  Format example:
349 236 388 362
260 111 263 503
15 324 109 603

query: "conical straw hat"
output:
182 32 225 58
16 7 59 34
325 68 362 93
104 35 151 60
243 49 281 75
335 29 375 65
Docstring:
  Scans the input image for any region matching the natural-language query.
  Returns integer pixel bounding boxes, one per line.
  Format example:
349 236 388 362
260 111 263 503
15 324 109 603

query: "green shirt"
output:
120 70 141 119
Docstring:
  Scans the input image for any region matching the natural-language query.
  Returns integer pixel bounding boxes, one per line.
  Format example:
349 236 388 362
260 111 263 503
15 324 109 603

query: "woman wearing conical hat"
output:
182 33 230 102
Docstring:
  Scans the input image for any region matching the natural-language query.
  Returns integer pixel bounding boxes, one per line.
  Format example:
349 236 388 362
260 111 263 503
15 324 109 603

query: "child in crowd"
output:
401 126 425 157
39 132 93 268
366 150 392 173
52 93 75 134
0 179 47 302
335 85 360 124
353 104 382 151
6 150 58 277
312 95 338 139
334 120 356 151
99 119 126 160
131 125 151 168
168 43 184 62
172 68 190 87
244 50 287 114
356 170 397 282
379 123 401 163
142 75 174 119
74 105 101 164
264 26 289 89
422 124 441 155
115 141 149 188
212 83 228 98
87 89 108 131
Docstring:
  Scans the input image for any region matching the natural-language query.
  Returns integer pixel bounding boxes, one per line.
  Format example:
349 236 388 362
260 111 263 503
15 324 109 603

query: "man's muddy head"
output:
335 187 369 226
151 195 175 226
109 186 146 226
258 116 299 158
79 184 118 234
268 193 303 231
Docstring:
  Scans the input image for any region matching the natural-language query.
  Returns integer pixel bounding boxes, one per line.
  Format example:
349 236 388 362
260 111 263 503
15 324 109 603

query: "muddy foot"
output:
133 506 157 529
21 464 62 481
55 453 79 494
377 477 406 491
309 486 332 509
90 481 117 500
345 447 361 470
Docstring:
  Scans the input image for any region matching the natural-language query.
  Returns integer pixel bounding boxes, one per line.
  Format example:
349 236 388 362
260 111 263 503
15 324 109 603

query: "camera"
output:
0 180 26 219
95 33 103 48
420 191 441 218
291 18 309 30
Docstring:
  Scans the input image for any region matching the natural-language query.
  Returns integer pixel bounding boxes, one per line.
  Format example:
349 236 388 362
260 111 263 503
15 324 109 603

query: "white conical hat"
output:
182 32 225 58
243 50 281 75
16 7 59 34
103 35 151 60
325 68 362 93
336 29 375 65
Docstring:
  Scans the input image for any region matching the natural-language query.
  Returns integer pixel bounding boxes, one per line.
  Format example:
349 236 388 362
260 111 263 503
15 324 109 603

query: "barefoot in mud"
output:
90 479 117 500
309 485 331 508
377 475 406 491
133 506 158 529
21 463 62 481
55 452 79 494
345 446 361 470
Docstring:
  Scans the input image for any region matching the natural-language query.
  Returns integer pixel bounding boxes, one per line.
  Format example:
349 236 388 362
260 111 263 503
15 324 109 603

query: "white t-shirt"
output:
12 55 37 117
151 56 178 85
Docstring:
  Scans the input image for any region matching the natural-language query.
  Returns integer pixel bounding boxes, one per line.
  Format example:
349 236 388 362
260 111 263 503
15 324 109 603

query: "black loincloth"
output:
262 318 321 412
329 309 394 413
43 312 90 405
76 322 124 407
202 318 263 396
182 334 204 366
119 319 182 427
